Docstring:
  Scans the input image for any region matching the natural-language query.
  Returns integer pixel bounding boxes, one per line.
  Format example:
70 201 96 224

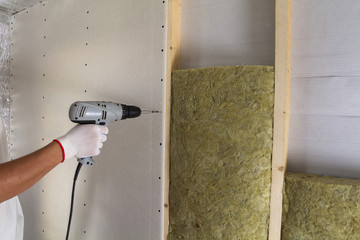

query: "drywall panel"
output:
179 0 275 69
288 0 360 178
10 0 167 239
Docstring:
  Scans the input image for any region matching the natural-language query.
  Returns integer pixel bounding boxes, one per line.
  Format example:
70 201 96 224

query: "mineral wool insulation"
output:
169 66 275 239
282 172 360 240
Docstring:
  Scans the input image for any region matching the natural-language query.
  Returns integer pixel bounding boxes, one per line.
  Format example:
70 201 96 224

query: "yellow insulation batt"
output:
168 66 275 239
282 172 360 240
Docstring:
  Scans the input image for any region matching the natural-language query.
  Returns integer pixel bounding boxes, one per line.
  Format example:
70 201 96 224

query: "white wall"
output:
11 0 167 239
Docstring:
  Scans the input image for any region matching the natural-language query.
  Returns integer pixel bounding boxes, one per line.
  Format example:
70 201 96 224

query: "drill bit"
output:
142 109 162 114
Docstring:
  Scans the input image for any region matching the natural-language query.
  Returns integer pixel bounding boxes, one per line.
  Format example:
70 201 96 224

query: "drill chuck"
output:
121 105 141 119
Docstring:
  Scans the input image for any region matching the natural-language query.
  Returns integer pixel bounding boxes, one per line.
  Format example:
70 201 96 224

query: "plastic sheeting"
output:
288 0 360 178
180 0 275 69
0 0 42 147
0 0 41 15
0 12 10 145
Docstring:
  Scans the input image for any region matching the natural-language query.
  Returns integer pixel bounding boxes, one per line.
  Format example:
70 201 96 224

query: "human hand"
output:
55 125 109 162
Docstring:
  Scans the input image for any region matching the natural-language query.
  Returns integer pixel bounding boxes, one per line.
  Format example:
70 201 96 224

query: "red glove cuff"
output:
53 139 65 163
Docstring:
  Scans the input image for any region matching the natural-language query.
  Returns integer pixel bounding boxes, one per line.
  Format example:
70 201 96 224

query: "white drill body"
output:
68 101 142 165
69 101 126 126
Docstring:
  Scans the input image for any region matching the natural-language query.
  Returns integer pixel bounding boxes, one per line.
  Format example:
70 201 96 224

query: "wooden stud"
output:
164 0 181 239
269 0 292 239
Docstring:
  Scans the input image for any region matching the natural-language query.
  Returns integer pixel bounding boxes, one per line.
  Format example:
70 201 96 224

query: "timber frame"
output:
165 0 291 239
164 0 181 239
269 0 292 239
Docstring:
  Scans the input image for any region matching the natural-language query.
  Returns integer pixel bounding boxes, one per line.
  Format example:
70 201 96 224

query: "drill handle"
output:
78 156 95 166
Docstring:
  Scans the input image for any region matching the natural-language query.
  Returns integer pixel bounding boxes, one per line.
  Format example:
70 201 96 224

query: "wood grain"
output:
164 0 181 239
269 0 292 239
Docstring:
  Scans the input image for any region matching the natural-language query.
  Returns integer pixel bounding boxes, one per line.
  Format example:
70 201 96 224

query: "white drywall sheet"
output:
288 0 360 178
179 0 275 69
10 0 167 239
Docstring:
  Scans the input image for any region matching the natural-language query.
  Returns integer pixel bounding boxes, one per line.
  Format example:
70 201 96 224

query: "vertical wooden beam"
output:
167 0 181 71
164 0 181 239
269 0 292 239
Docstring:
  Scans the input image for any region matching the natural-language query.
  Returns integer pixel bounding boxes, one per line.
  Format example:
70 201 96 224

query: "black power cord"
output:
66 163 83 240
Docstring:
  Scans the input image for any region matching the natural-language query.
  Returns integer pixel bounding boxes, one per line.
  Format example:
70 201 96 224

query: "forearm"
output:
0 142 62 203
0 124 108 203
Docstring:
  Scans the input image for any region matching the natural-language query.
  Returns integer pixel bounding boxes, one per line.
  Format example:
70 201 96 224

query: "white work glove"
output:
55 125 109 162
